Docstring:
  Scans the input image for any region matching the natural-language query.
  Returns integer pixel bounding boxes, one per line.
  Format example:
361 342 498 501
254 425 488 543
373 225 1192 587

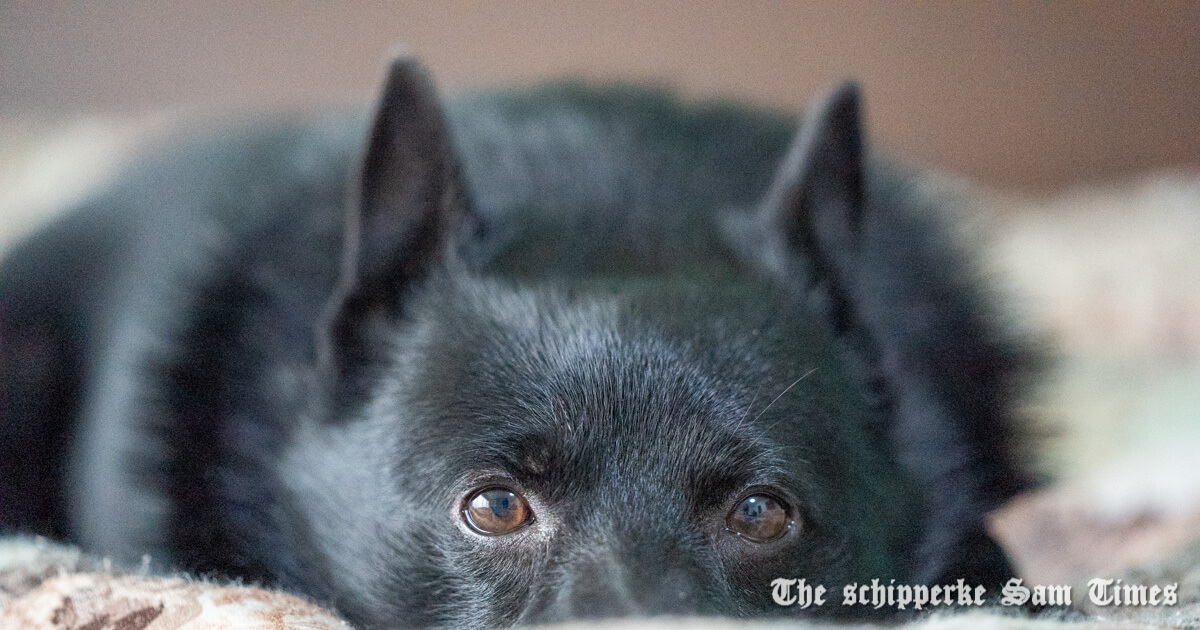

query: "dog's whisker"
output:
753 368 818 427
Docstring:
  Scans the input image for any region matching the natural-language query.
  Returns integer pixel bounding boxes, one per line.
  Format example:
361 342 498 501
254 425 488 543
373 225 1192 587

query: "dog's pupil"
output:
464 488 531 535
728 495 788 541
490 495 512 517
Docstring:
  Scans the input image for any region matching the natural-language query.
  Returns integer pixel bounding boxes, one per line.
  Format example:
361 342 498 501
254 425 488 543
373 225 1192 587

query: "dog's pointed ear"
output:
756 82 865 329
318 56 471 393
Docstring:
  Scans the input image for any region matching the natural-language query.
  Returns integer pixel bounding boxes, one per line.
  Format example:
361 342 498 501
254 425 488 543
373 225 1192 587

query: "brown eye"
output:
726 493 791 542
462 487 533 535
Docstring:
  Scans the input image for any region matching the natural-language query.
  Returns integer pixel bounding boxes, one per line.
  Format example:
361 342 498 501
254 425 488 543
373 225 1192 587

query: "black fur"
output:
0 58 1036 627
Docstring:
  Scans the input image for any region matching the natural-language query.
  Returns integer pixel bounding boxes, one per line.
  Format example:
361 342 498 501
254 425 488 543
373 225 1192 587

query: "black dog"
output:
0 57 1036 627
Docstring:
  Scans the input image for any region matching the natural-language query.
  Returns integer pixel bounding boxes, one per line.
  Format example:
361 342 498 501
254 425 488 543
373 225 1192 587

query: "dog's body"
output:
0 60 1034 627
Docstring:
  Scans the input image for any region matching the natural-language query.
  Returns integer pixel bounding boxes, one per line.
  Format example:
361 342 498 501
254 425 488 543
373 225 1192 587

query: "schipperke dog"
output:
0 57 1035 628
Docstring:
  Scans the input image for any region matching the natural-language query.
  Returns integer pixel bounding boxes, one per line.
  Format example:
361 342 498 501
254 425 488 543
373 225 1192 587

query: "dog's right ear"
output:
317 56 472 400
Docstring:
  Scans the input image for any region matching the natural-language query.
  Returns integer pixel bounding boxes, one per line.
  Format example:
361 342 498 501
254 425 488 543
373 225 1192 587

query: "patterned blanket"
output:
3 534 1198 629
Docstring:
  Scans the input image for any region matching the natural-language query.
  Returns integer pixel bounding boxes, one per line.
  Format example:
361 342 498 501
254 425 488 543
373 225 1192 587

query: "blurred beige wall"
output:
2 1 1198 192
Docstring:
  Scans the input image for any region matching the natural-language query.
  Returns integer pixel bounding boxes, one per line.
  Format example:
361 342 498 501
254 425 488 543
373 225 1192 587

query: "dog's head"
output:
279 58 1030 628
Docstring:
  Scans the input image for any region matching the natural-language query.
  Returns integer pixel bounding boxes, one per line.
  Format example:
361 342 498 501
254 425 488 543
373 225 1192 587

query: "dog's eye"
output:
726 493 791 542
462 487 533 535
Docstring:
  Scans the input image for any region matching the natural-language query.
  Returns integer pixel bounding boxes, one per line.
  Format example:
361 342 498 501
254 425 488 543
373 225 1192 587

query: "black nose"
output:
557 555 640 619
537 550 711 622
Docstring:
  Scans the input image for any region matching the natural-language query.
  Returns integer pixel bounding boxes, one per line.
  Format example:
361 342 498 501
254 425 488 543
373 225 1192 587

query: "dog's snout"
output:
527 544 712 624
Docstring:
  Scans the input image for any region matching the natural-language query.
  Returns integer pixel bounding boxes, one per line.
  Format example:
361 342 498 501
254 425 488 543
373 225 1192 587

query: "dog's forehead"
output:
434 278 748 413
398 278 797 485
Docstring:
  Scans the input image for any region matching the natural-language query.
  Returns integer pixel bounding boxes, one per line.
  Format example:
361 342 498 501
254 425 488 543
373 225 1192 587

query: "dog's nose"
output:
556 555 640 619
540 551 710 622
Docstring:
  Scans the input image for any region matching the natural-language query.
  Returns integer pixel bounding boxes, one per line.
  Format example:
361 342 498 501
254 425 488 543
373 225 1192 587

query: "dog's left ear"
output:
749 83 1032 586
753 82 864 331
318 56 473 400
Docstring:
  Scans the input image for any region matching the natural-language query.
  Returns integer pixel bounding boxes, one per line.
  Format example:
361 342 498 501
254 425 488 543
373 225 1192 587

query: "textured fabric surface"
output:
3 536 1200 629
0 538 350 630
